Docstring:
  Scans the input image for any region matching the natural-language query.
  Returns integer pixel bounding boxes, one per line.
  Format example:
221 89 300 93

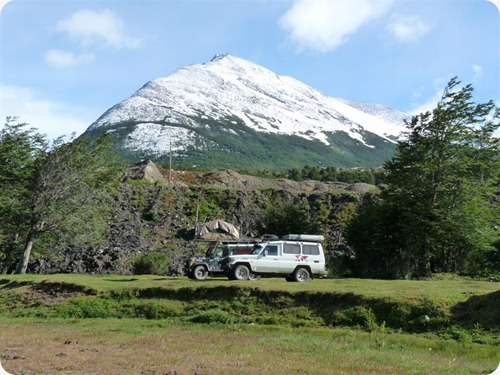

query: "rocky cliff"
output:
29 161 374 275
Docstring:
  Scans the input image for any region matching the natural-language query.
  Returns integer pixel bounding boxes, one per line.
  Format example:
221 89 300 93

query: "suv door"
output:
253 244 281 273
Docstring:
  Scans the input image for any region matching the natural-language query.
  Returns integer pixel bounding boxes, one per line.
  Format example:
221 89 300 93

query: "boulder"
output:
122 159 167 183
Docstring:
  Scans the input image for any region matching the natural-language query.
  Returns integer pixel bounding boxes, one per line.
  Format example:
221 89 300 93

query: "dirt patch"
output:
0 321 265 375
27 281 97 304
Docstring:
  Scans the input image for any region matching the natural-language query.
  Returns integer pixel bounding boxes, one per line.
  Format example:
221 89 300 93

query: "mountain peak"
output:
210 53 231 62
87 54 409 169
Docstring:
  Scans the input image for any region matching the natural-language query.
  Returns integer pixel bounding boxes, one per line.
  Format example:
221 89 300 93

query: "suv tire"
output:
233 264 250 281
294 267 310 283
193 265 209 281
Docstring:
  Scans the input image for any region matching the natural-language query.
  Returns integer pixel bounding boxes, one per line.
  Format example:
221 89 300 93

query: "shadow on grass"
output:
451 290 500 330
0 280 35 290
104 278 139 282
31 280 97 295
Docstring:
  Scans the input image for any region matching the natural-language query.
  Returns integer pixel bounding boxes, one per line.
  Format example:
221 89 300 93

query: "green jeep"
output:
185 241 255 280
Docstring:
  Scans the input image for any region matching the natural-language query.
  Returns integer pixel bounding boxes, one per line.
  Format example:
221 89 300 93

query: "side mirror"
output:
264 250 268 256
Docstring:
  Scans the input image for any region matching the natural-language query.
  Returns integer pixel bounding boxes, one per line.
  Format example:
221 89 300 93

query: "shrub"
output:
136 302 182 319
332 306 377 329
59 298 112 318
133 251 171 276
189 310 234 324
255 315 281 325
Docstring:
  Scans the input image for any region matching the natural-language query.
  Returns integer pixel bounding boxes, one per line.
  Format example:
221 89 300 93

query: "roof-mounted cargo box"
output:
281 234 325 242
261 234 280 241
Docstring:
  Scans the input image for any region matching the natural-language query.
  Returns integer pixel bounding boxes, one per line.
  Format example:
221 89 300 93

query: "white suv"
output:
221 234 327 282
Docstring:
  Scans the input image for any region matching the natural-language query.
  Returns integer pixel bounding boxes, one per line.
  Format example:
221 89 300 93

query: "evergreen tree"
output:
348 78 499 278
257 197 317 236
320 166 338 181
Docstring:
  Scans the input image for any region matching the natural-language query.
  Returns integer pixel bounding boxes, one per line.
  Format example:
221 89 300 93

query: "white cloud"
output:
0 85 93 140
279 0 395 52
472 64 483 80
409 78 448 115
44 49 95 68
387 14 432 43
54 9 142 49
409 89 442 116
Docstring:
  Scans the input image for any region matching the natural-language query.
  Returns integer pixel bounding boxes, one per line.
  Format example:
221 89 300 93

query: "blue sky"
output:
1 0 499 140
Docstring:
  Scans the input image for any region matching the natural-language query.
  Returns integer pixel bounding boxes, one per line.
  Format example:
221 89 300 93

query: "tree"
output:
0 117 122 274
257 197 317 236
347 77 500 278
0 117 47 272
346 196 406 279
16 131 121 274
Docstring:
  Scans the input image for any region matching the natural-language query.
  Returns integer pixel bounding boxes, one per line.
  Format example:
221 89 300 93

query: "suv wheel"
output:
233 264 250 281
193 265 209 281
294 267 310 283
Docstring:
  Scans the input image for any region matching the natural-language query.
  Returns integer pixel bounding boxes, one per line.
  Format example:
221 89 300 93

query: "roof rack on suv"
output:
261 234 280 241
261 234 325 242
281 234 325 242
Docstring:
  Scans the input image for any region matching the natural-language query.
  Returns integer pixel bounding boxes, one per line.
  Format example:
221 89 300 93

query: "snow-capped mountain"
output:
85 54 409 169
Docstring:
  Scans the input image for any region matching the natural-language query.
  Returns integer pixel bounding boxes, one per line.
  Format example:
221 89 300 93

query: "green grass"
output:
1 275 499 374
1 274 498 301
1 275 498 334
1 317 498 375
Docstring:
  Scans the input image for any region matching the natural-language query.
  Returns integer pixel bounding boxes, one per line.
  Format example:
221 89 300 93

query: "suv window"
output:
265 245 279 256
302 244 320 255
283 243 300 254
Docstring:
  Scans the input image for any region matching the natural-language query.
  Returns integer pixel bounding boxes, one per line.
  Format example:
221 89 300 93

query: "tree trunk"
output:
15 231 35 274
420 246 432 278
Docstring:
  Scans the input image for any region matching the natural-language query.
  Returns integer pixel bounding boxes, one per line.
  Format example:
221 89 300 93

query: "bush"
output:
189 310 234 324
332 306 377 329
133 251 171 276
58 298 112 318
135 302 182 319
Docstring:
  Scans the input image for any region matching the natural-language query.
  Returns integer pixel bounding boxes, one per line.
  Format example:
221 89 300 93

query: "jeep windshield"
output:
250 245 264 255
205 242 222 258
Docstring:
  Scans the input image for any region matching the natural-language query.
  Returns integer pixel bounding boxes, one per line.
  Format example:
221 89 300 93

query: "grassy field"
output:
0 274 499 375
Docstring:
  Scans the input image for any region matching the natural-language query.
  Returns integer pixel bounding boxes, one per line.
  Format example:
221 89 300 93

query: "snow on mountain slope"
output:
90 54 408 155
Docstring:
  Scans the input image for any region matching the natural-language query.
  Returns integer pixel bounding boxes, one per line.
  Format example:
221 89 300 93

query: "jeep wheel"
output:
294 267 310 283
193 265 209 281
249 273 261 281
233 264 250 281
